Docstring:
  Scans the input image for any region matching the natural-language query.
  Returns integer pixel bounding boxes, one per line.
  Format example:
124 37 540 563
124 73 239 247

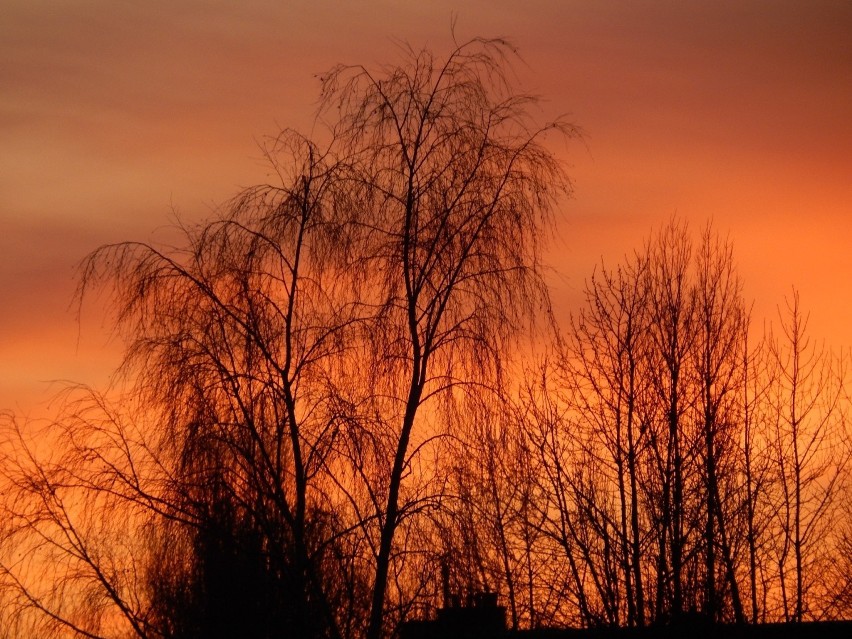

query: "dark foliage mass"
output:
0 39 850 639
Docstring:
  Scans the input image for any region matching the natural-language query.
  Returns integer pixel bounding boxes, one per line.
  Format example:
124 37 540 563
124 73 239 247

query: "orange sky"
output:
2 1 851 414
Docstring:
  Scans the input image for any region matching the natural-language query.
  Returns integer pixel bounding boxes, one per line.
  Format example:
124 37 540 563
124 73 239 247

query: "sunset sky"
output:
2 1 851 415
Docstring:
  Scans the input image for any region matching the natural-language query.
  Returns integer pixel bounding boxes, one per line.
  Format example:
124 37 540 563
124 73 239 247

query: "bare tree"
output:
1 131 364 639
643 219 698 621
318 38 572 639
691 225 746 623
768 290 846 622
565 250 651 627
738 317 776 623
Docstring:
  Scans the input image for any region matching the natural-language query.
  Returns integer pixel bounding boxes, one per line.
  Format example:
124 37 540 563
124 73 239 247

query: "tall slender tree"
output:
319 38 572 639
692 225 746 623
566 251 650 627
769 290 846 622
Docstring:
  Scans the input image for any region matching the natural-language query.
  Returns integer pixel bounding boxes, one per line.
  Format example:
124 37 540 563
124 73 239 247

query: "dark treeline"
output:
1 39 850 639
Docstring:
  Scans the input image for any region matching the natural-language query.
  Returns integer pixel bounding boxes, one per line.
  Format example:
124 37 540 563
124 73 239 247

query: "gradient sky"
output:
2 1 851 414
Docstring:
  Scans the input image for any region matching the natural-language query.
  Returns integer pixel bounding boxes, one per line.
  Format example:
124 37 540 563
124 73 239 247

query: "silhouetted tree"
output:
316 38 572 639
645 220 699 622
768 290 846 622
691 225 746 623
2 129 362 639
565 248 651 627
738 315 776 623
